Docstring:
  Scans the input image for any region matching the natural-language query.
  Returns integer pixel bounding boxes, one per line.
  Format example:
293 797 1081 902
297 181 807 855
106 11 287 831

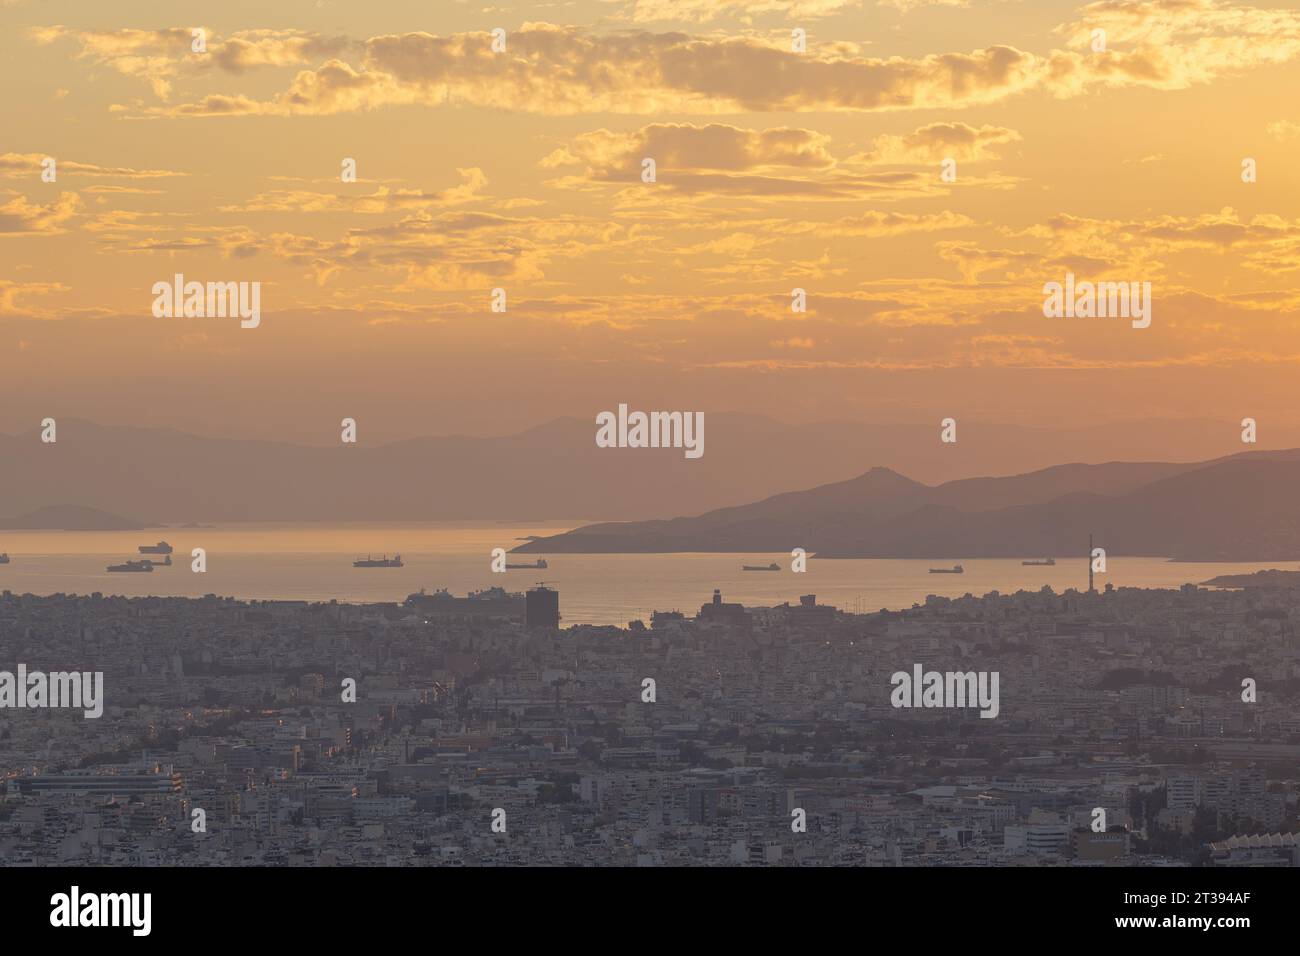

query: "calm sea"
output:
0 522 1291 626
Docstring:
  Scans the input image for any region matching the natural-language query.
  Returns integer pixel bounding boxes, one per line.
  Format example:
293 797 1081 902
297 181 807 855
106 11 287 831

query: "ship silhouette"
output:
742 562 780 571
108 559 154 573
138 540 173 554
929 564 964 574
504 558 548 570
1022 557 1056 566
354 554 403 568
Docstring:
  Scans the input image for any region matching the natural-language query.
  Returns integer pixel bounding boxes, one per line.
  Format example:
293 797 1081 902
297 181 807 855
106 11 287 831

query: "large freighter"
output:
108 559 154 573
138 541 173 555
404 586 525 618
354 554 403 568
504 558 548 570
928 564 964 574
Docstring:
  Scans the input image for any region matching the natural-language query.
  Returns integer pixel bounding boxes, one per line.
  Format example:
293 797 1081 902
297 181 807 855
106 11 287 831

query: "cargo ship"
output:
929 564 964 574
504 558 548 570
138 541 173 555
1022 557 1056 566
108 559 154 572
0 553 8 565
404 586 525 618
742 562 780 571
354 554 403 568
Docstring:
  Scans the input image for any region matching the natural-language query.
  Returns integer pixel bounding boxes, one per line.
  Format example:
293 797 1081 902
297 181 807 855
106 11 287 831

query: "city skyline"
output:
1 577 1296 870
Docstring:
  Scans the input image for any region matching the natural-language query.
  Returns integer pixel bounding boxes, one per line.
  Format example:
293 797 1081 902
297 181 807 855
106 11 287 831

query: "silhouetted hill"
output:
1201 569 1300 588
0 504 146 531
514 450 1300 560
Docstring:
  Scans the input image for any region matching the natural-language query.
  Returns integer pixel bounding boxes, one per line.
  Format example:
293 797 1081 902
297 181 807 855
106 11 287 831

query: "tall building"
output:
697 588 751 629
526 585 560 629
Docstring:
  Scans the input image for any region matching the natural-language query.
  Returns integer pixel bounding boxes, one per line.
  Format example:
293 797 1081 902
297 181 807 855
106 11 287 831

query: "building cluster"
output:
1 580 1298 866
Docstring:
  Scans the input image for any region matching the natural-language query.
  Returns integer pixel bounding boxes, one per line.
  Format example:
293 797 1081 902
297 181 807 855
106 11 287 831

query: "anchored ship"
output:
742 562 780 571
1022 557 1056 566
108 559 154 573
354 554 403 568
138 541 173 555
0 553 8 565
504 558 548 570
929 564 964 574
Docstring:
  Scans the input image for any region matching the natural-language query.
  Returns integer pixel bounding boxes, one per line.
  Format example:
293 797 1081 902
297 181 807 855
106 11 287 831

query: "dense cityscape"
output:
2 578 1297 867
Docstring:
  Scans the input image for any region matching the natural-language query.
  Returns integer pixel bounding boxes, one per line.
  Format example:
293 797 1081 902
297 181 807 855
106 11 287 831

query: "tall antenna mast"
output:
1088 532 1095 593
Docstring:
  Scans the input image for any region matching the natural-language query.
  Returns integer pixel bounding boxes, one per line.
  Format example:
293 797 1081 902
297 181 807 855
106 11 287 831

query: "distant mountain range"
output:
2 415 1294 524
513 449 1300 561
0 505 146 531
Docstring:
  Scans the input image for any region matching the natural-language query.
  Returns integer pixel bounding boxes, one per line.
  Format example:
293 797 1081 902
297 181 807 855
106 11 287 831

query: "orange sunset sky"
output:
2 0 1299 443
